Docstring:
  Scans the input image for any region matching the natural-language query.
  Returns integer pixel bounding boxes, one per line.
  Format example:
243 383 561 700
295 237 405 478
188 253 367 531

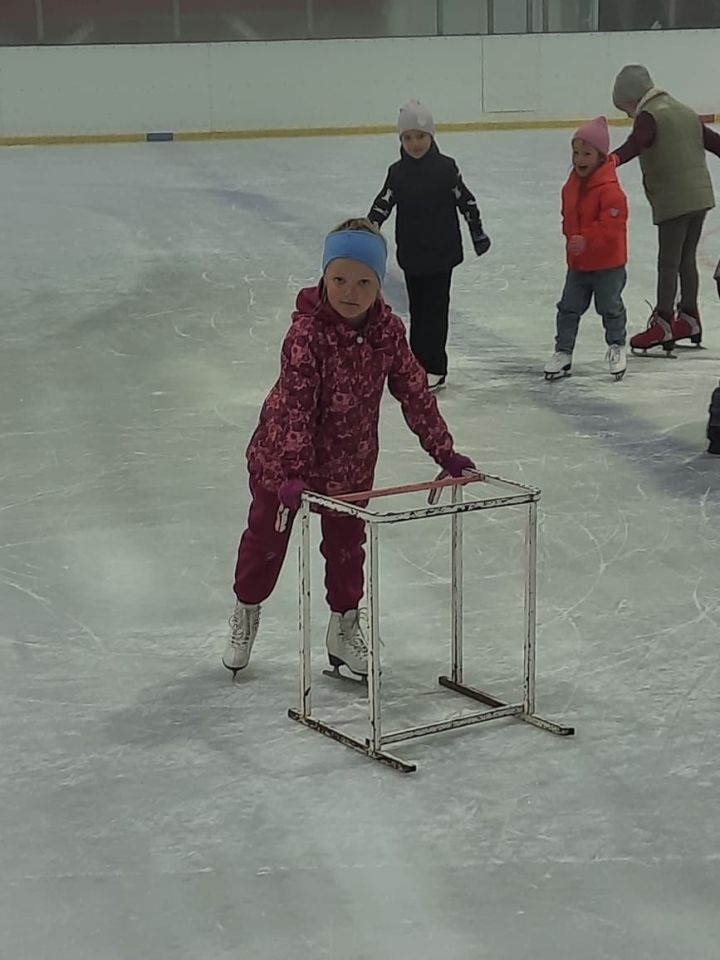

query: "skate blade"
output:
322 665 368 685
630 346 676 358
611 370 627 382
671 341 704 350
222 661 247 679
544 370 571 381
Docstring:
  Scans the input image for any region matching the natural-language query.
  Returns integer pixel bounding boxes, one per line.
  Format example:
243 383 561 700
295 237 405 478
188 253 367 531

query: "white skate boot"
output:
606 343 627 381
324 609 369 681
222 601 261 676
544 351 572 381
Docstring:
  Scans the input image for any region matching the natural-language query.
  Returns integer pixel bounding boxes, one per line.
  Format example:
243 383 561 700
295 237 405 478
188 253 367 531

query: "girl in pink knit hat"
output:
544 116 630 382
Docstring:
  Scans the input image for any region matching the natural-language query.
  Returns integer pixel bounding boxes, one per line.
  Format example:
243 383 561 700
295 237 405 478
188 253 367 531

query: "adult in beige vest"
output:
611 64 720 353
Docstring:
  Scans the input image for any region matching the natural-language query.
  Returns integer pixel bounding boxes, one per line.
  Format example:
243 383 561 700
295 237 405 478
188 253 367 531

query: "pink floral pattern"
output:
247 285 455 496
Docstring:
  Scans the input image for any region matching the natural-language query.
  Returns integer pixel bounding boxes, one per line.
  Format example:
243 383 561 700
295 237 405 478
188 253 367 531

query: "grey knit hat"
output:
397 100 436 137
612 65 654 108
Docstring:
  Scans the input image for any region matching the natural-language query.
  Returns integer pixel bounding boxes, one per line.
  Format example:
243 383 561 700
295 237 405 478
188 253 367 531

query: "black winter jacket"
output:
368 142 483 276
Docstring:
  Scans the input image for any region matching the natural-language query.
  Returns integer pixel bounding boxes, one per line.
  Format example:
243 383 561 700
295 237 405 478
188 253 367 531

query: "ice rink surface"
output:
1 129 719 959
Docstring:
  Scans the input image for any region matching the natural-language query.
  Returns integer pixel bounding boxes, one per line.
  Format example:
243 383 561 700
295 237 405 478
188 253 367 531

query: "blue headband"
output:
322 230 387 285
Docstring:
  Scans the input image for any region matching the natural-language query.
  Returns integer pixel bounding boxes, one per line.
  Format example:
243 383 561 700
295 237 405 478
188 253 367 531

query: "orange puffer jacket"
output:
562 159 628 272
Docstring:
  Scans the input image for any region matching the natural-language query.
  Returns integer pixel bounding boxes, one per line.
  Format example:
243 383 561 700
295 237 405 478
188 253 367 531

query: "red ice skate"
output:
629 310 674 356
671 307 702 347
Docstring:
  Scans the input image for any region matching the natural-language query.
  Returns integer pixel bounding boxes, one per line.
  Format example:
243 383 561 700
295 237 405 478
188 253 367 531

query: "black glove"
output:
471 229 491 257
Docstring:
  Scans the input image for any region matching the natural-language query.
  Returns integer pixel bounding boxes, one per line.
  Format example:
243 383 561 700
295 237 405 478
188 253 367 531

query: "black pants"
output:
656 211 707 320
404 270 453 377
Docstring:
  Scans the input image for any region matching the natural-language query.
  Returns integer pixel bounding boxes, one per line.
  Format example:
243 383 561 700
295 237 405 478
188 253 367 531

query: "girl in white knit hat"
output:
368 100 490 391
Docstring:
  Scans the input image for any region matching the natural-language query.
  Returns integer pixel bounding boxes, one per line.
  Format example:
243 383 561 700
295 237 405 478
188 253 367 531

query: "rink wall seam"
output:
3 116 720 148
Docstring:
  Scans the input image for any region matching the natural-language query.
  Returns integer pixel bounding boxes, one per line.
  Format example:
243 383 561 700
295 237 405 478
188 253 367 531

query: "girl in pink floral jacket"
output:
222 218 475 680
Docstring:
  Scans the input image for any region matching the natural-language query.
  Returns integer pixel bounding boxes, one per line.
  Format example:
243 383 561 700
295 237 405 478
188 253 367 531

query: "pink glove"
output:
278 479 305 511
443 453 476 478
568 234 586 256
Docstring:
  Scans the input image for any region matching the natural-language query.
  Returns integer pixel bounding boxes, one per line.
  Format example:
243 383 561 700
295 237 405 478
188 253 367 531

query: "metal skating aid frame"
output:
288 474 575 774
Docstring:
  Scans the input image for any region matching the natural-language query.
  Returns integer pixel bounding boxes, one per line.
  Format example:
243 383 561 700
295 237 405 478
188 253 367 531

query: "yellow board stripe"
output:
1 114 718 148
0 132 147 146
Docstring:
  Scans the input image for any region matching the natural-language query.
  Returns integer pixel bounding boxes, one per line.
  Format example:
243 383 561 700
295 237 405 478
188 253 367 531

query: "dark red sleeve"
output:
386 316 455 468
703 124 720 158
612 112 657 165
276 320 321 480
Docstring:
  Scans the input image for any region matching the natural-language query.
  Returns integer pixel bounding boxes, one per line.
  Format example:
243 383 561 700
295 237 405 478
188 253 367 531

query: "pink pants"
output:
233 478 366 613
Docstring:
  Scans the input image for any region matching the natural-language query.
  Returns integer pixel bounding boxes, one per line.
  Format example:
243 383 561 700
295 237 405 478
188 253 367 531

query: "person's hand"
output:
278 479 305 511
568 234 586 256
443 452 476 478
471 230 491 257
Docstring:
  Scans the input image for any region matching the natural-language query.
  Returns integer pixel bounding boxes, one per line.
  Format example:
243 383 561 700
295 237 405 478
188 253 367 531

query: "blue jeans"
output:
555 267 627 354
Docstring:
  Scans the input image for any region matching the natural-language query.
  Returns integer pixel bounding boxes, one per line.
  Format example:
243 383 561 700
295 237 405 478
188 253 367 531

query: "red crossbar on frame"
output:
336 474 485 504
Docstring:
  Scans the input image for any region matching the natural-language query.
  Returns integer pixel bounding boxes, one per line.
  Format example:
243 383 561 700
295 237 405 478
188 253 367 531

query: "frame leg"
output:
366 523 382 754
451 484 464 683
298 502 312 718
523 500 538 716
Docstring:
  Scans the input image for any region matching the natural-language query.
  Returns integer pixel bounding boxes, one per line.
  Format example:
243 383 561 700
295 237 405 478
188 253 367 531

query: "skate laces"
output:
341 610 370 656
228 605 260 648
643 302 669 331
